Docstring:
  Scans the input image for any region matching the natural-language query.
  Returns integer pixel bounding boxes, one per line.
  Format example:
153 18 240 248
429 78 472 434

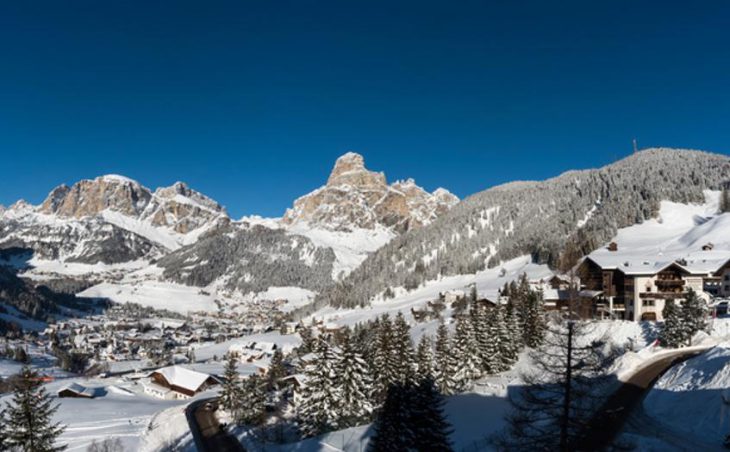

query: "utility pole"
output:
560 320 574 452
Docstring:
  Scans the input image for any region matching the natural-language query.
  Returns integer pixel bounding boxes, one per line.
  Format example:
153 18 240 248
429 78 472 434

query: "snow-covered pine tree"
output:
298 337 342 437
471 303 495 374
371 314 398 400
506 299 523 358
659 299 683 348
680 288 708 346
452 315 481 389
434 322 457 395
482 306 503 374
267 348 287 391
499 319 613 451
410 377 454 451
220 353 243 418
392 312 417 384
521 289 546 348
238 373 266 425
416 335 435 379
336 330 374 427
297 325 315 354
4 366 66 452
496 306 518 370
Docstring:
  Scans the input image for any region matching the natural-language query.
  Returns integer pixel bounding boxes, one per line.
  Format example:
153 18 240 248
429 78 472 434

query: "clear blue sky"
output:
1 1 729 218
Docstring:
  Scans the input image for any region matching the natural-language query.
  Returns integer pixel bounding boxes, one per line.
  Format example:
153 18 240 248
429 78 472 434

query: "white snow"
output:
643 341 730 443
286 222 395 279
78 280 219 314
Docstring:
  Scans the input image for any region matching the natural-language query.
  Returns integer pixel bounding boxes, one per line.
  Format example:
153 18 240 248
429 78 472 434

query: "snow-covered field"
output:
0 374 209 452
78 280 220 313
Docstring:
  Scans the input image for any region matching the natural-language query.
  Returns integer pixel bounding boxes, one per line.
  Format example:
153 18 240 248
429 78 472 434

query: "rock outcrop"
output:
282 152 458 232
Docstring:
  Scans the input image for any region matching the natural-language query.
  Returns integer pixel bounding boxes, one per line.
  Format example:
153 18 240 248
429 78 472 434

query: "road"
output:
576 345 715 451
185 397 246 452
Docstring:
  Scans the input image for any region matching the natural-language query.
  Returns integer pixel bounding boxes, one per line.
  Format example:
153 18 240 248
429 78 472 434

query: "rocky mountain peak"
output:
326 151 386 188
144 181 228 233
282 152 459 232
39 175 151 218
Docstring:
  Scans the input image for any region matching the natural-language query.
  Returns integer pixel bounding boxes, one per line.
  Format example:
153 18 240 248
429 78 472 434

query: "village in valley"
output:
2 210 730 450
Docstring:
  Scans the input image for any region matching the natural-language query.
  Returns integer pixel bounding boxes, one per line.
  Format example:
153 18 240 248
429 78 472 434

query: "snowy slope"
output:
642 341 730 445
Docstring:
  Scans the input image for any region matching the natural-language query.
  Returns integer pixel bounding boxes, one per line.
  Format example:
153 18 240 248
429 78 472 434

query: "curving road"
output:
185 397 246 452
576 345 715 451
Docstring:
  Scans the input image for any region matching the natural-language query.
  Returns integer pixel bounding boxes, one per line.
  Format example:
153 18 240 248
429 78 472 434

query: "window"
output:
725 274 730 281
644 300 655 307
725 285 730 292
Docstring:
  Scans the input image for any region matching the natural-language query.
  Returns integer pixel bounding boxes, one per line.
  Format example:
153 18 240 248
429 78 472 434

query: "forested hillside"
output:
317 149 730 308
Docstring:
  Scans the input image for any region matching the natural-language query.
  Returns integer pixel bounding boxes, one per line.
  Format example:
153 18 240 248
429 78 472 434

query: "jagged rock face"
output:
143 182 227 234
1 176 228 266
282 152 459 232
37 176 227 235
40 175 151 218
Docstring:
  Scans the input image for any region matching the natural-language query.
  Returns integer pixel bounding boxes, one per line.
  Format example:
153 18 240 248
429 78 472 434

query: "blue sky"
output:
1 1 729 218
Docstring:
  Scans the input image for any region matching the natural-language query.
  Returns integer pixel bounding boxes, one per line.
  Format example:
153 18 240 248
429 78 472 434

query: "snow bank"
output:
643 341 730 442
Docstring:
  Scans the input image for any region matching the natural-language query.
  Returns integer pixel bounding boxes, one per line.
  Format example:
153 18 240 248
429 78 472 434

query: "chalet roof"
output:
58 383 104 398
580 255 721 276
148 365 217 392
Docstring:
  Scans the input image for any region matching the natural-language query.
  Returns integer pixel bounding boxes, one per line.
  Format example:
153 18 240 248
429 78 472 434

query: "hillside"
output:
315 149 730 309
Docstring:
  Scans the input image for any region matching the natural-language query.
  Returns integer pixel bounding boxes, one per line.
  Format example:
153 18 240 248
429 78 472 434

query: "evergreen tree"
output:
238 374 266 425
392 312 417 384
471 304 495 374
411 377 454 451
267 348 287 391
369 378 453 452
415 335 435 379
434 322 457 395
297 325 316 354
505 300 524 358
369 382 415 451
298 338 342 437
659 299 683 348
220 353 242 418
521 290 546 348
482 306 503 374
680 288 708 346
452 315 481 389
496 306 518 370
371 315 398 400
470 284 478 303
4 366 66 452
499 319 613 451
336 331 374 427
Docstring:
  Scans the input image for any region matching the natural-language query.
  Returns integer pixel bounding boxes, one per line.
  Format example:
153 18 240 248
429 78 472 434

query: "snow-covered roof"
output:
58 382 104 398
149 365 217 392
583 254 724 276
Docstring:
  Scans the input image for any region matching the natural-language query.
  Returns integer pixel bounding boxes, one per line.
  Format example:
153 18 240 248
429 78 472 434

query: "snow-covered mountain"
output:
316 148 730 309
0 175 229 270
282 152 459 233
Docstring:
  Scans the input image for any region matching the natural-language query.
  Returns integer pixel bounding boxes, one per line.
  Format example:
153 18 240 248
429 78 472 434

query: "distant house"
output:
58 383 104 399
143 366 220 400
